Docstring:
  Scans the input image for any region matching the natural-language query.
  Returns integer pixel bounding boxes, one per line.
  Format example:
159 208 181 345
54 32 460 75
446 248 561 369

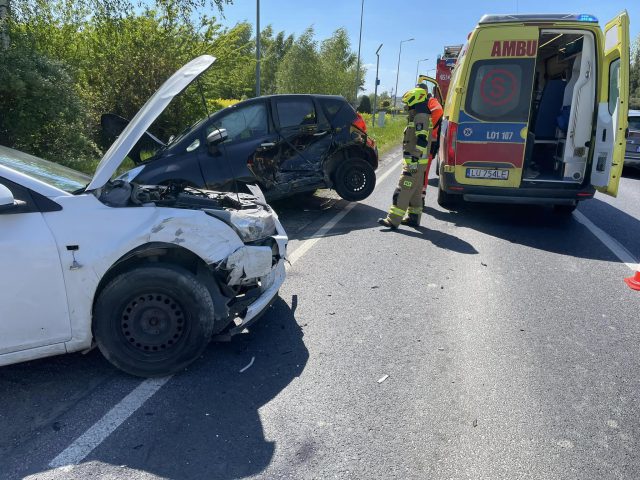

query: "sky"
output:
216 0 638 96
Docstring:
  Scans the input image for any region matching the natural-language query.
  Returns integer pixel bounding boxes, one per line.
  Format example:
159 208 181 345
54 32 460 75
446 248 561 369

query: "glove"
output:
406 162 418 173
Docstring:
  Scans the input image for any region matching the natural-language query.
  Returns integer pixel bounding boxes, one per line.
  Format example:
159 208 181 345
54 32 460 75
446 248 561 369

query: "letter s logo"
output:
490 76 505 99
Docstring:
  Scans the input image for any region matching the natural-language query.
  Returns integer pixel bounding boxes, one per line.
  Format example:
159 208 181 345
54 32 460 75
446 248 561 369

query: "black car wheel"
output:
334 158 376 202
93 264 215 377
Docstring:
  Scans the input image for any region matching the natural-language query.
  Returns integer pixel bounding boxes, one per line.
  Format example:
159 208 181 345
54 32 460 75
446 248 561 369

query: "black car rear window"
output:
318 97 356 128
465 58 535 122
276 98 317 128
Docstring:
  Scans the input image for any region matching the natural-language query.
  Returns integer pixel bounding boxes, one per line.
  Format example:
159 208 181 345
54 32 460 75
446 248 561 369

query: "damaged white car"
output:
0 56 287 377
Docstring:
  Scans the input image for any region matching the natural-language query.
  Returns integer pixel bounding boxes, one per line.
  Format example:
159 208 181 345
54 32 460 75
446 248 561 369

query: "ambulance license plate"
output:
466 168 509 180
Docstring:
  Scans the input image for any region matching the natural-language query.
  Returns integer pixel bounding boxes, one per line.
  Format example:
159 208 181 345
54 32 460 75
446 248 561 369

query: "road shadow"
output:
83 296 307 479
423 198 636 262
380 224 478 254
3 297 307 480
273 191 391 242
622 165 640 179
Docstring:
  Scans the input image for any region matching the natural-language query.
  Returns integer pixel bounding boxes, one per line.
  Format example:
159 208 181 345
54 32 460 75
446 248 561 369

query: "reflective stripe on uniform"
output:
407 206 422 214
389 206 405 217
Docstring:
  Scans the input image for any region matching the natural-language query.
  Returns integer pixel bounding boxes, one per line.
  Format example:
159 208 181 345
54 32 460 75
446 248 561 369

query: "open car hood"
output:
100 113 166 165
87 55 216 191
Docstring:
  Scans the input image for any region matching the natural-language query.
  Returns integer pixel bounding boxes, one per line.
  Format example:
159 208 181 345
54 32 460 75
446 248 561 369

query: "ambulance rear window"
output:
465 59 534 122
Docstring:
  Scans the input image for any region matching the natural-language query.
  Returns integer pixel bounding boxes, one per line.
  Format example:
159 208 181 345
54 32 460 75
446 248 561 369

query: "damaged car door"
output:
253 96 333 194
199 99 277 191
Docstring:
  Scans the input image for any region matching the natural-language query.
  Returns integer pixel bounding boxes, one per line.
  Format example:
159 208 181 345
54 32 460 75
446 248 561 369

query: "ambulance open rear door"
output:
591 11 629 197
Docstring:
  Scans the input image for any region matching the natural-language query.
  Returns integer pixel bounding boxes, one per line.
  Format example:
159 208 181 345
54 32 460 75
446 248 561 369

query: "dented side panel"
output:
42 194 245 352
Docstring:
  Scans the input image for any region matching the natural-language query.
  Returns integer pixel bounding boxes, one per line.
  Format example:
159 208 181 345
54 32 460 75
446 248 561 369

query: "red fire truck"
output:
436 44 463 102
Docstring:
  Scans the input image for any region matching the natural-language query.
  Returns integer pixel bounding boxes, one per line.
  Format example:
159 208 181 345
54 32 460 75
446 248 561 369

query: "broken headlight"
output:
206 207 276 243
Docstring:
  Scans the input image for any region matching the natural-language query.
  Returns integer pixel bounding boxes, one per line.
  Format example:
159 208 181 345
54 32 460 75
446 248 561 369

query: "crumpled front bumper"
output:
225 217 288 334
230 259 286 333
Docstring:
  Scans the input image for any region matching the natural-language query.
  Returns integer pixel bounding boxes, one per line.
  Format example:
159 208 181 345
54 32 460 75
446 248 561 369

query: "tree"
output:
258 26 293 95
357 95 371 114
630 34 640 109
276 27 365 100
276 27 321 94
0 44 98 170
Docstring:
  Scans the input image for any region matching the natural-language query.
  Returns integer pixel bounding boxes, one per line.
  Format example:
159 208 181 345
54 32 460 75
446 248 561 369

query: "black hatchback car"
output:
113 94 378 201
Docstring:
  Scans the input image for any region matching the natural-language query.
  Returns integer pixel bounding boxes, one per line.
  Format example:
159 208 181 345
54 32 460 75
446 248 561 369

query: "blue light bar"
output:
577 14 598 22
479 13 599 25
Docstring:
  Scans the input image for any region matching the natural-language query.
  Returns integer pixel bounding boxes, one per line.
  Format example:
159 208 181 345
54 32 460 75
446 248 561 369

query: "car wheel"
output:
93 264 215 377
334 158 376 201
553 204 577 214
437 184 459 209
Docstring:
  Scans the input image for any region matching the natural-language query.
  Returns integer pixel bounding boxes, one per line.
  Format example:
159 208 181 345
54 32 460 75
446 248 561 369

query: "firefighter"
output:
420 84 444 202
378 86 432 229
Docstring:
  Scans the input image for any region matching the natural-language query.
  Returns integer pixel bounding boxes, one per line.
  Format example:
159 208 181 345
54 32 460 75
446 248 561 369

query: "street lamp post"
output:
393 37 414 114
415 58 429 83
354 0 365 105
256 0 261 96
372 43 383 127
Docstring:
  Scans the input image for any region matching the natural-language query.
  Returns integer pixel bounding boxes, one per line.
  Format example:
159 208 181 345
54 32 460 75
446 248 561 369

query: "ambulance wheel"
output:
437 185 458 209
553 204 577 215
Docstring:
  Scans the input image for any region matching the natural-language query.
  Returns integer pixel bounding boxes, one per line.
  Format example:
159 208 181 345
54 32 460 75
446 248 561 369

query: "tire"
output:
437 184 459 209
553 204 577 214
93 264 216 377
333 158 376 202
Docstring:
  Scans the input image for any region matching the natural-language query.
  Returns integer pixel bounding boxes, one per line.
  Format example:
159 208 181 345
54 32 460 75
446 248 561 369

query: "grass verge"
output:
361 113 405 156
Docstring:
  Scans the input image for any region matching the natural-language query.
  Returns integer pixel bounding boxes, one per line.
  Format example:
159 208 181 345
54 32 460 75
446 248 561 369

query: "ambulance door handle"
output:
602 129 607 142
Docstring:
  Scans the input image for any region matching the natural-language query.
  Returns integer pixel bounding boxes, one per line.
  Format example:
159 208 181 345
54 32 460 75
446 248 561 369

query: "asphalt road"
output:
1 148 639 479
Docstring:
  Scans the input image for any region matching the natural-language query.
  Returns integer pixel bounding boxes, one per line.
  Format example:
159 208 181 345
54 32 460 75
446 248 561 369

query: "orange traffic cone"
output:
625 269 640 291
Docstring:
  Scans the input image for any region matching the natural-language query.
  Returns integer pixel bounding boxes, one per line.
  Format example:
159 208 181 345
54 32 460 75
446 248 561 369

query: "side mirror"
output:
0 184 19 213
207 128 228 148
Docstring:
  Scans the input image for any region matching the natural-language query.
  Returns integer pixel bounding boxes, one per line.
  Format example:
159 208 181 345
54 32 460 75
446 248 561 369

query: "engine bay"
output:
98 180 263 211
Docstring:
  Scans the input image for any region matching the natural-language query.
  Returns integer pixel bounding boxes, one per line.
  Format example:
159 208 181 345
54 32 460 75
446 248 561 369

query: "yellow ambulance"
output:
437 12 630 213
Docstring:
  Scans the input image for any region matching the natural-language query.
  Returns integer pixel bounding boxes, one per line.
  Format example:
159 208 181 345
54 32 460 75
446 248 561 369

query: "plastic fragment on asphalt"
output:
239 356 255 373
377 374 389 384
481 262 487 267
473 419 478 427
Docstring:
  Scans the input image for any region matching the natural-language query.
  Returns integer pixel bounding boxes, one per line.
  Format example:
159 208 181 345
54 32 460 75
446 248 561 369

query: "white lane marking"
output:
286 155 402 267
48 378 169 468
574 210 639 271
47 152 404 470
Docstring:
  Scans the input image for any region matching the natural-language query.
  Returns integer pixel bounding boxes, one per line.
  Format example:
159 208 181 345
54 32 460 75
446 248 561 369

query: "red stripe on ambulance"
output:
456 142 525 168
490 40 537 57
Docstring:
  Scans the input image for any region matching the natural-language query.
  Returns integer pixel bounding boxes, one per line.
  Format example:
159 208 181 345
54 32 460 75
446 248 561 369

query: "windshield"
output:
0 145 90 193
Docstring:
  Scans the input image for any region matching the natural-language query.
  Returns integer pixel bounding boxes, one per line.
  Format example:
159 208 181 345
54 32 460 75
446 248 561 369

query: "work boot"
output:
377 217 398 229
401 214 421 228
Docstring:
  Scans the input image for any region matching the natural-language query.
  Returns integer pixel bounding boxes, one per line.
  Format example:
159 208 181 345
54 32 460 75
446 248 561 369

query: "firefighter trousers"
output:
385 162 428 227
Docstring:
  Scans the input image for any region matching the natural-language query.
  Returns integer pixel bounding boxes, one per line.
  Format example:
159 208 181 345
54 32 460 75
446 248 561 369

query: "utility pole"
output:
372 43 383 127
353 0 365 105
393 38 414 115
415 58 429 84
0 0 9 51
256 0 261 96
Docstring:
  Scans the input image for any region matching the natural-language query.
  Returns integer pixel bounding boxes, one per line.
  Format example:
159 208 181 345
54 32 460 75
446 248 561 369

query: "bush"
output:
0 44 98 172
357 95 371 114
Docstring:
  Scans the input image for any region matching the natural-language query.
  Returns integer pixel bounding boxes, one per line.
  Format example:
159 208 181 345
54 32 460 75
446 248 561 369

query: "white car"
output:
0 56 287 377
